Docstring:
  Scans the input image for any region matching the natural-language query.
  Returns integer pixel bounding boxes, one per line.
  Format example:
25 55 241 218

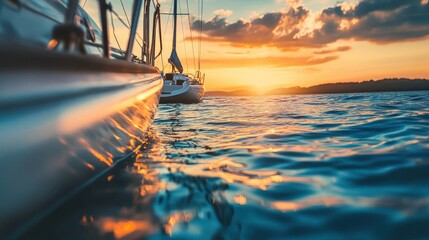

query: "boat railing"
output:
54 0 162 66
191 71 205 85
180 72 203 85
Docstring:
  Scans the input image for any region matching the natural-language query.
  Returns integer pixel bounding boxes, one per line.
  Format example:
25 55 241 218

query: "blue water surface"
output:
25 91 429 240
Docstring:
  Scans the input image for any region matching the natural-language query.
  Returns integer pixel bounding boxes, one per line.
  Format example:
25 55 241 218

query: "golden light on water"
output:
81 215 94 226
99 218 154 239
165 157 319 190
85 163 95 170
92 148 163 238
234 194 247 205
107 175 113 182
25 86 429 239
270 196 345 212
87 147 113 166
77 137 113 167
163 212 194 236
137 167 163 198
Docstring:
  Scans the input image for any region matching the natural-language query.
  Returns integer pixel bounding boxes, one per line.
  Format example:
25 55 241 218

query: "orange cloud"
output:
313 46 352 54
199 55 338 69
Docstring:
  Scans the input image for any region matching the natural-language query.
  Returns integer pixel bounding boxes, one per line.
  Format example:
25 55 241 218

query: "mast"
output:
125 0 143 61
98 0 110 58
142 0 151 63
65 0 79 24
172 0 178 52
168 0 183 73
198 0 203 73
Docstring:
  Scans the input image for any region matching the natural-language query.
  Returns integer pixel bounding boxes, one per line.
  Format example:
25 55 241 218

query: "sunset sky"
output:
85 0 429 92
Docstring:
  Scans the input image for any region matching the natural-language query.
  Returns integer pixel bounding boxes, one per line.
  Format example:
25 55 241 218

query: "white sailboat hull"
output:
0 44 163 237
161 0 206 104
160 84 204 103
0 0 164 237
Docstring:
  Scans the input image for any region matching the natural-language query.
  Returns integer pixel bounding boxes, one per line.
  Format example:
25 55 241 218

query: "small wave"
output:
343 95 367 100
206 121 255 126
312 123 341 129
324 110 349 115
28 91 429 239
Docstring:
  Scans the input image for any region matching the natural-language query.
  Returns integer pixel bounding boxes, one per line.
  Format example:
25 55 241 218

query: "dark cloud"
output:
193 12 284 46
193 0 429 50
353 0 409 18
316 0 429 43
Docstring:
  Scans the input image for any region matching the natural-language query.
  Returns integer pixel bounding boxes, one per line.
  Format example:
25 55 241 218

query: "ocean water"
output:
25 91 429 240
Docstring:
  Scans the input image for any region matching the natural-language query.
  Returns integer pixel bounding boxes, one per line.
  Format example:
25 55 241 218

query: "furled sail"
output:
168 49 183 73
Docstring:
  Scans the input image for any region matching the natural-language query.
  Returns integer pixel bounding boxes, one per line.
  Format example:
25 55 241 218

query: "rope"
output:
82 0 88 7
153 0 163 65
158 0 174 71
152 0 159 8
120 0 131 27
198 0 203 72
111 10 129 29
118 0 144 45
110 7 143 49
186 0 197 72
150 3 163 65
179 0 189 72
110 10 123 53
160 45 165 71
117 0 144 46
156 12 163 61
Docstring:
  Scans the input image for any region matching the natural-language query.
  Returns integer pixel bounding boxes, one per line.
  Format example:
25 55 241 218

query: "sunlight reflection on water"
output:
25 91 429 240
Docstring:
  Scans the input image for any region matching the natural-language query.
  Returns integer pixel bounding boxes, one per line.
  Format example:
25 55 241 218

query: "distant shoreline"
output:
206 78 429 96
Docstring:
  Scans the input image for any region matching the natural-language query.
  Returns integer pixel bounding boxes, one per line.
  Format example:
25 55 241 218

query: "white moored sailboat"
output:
160 0 205 104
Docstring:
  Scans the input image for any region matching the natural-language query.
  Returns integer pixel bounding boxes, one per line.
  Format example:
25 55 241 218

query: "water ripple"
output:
25 91 429 240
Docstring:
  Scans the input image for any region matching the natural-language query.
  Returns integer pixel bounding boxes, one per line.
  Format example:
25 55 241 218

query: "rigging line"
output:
196 0 200 71
151 0 163 68
162 0 174 69
118 0 144 43
153 0 164 63
155 8 163 61
186 0 197 72
152 0 158 8
111 10 130 29
198 0 203 72
157 20 165 72
159 52 165 71
158 0 173 71
153 4 163 68
82 0 88 7
157 1 172 72
110 9 143 48
119 0 131 27
179 0 189 72
110 10 123 53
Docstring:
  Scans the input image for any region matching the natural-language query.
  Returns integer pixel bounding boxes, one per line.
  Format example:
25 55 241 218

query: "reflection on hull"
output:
160 85 204 104
0 65 163 237
0 0 164 237
20 122 237 239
